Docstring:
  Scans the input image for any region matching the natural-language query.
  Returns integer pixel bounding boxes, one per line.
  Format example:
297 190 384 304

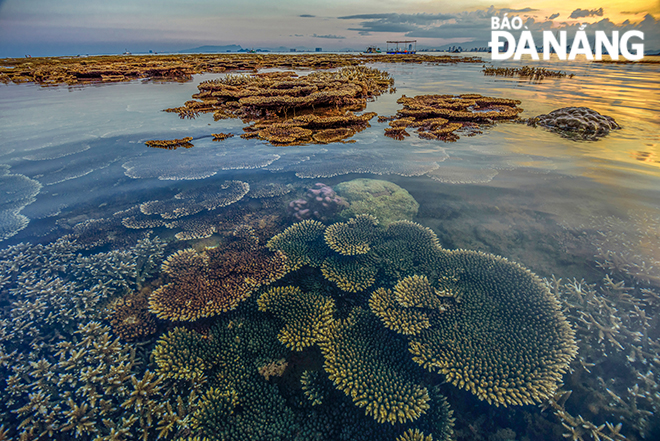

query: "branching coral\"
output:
149 226 288 321
108 289 158 341
258 285 336 351
319 307 431 424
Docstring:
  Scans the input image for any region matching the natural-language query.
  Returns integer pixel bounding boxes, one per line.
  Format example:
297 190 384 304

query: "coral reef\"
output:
0 53 481 87
544 275 659 441
287 182 349 222
108 289 158 341
212 132 234 141
145 136 194 150
0 237 167 438
385 94 523 142
482 65 573 80
258 285 335 351
166 66 390 145
527 107 620 141
334 178 419 227
268 215 577 407
319 307 432 424
149 226 288 321
140 180 250 219
371 264 577 407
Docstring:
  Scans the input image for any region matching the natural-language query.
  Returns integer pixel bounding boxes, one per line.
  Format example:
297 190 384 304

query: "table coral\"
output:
324 214 380 256
267 215 577 408
149 226 288 321
319 307 431 424
258 285 336 351
386 94 523 142
371 252 578 407
266 219 328 271
167 66 390 146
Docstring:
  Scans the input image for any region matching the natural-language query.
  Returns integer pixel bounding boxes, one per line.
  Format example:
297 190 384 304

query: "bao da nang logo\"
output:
488 14 644 61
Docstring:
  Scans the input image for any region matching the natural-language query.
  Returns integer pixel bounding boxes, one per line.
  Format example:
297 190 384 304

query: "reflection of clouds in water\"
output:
0 165 41 241
426 164 498 184
22 143 91 161
284 147 444 178
123 138 279 180
10 141 128 186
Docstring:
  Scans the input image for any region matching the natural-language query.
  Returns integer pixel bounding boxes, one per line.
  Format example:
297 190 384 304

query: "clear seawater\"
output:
0 55 659 440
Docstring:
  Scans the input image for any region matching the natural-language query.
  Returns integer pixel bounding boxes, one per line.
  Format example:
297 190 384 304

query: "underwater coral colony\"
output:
0 210 579 440
2 51 655 441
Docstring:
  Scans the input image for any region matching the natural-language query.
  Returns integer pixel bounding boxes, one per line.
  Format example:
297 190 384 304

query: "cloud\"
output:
299 14 315 18
498 8 538 13
312 34 345 39
569 8 604 19
339 13 456 35
333 7 660 51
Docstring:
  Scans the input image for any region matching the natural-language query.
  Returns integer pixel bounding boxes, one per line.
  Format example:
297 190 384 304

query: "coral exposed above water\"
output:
145 136 194 150
482 65 573 80
0 53 481 87
384 94 523 142
164 66 392 145
527 107 620 141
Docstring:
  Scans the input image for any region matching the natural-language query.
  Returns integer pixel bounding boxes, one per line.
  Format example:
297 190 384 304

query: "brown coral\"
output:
145 137 193 150
149 227 289 321
386 94 523 142
108 289 158 341
167 66 389 146
212 132 234 141
527 107 620 141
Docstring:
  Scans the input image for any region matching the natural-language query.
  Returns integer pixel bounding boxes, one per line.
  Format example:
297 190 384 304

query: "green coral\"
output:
334 179 420 227
266 219 328 271
258 285 336 351
324 214 380 256
371 250 578 407
319 307 431 425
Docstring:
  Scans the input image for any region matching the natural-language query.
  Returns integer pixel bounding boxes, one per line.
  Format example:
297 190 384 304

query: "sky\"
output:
0 0 658 57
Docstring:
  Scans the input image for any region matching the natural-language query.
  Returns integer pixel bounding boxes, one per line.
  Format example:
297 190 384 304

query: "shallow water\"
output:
1 55 659 440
